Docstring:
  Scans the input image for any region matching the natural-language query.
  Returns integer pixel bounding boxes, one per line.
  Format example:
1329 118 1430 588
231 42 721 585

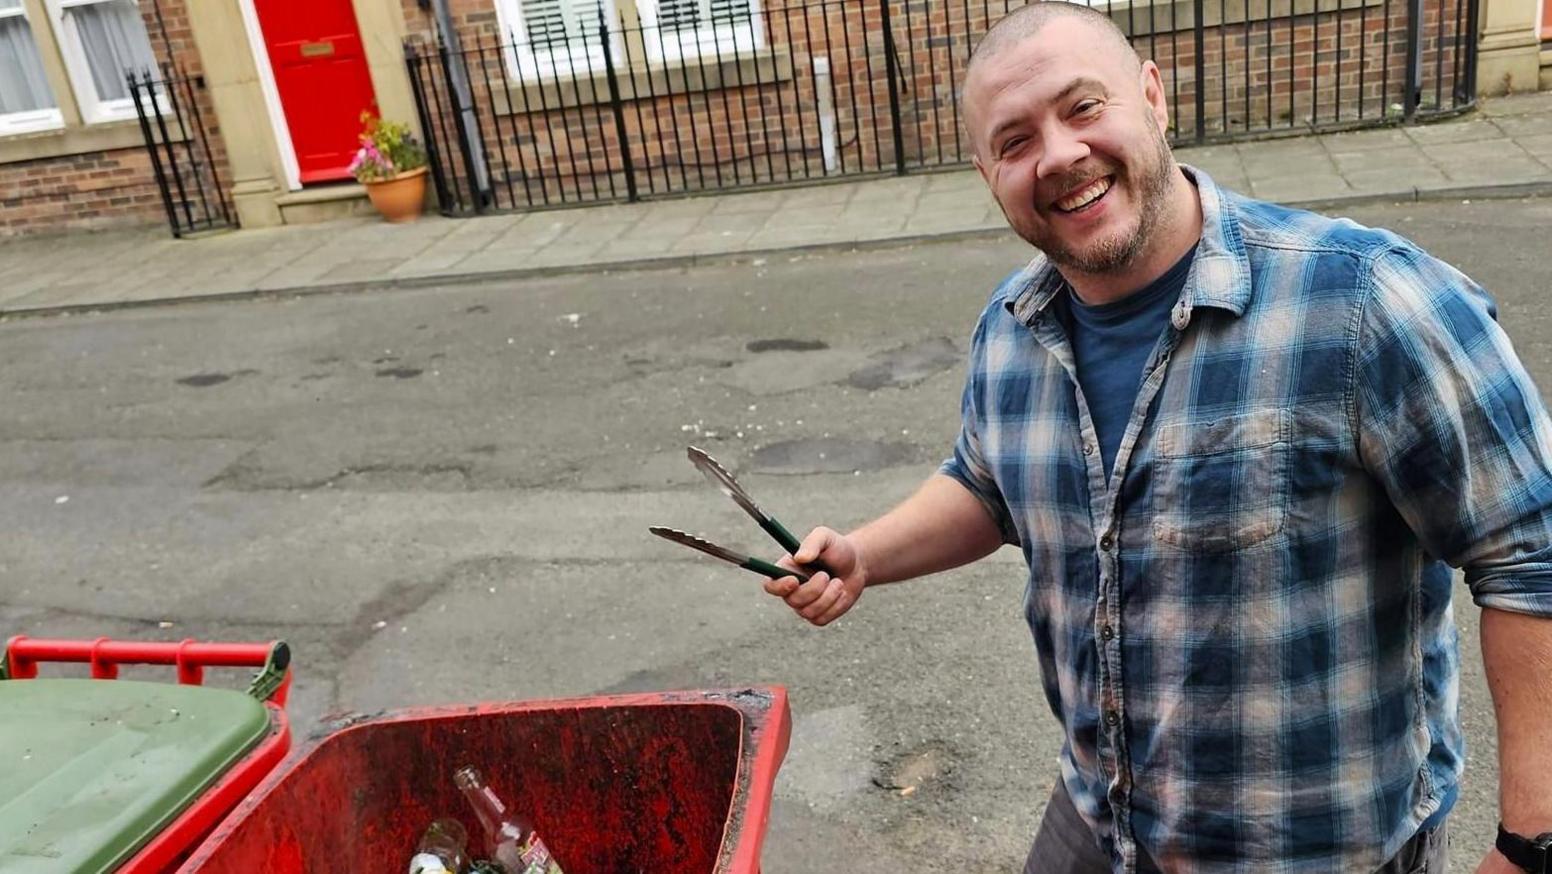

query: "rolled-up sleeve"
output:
1355 244 1552 616
939 315 1020 547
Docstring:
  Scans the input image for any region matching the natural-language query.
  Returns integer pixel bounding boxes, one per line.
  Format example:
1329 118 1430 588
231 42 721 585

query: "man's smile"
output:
1052 175 1115 214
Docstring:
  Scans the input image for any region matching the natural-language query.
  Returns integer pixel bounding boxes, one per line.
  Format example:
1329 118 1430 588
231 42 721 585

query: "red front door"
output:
255 0 379 183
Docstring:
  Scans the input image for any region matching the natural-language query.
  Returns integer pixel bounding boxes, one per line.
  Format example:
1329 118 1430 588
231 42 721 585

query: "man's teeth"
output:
1056 177 1112 212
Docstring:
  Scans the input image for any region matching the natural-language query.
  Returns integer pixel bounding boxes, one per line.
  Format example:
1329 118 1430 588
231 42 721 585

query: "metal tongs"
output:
650 446 814 582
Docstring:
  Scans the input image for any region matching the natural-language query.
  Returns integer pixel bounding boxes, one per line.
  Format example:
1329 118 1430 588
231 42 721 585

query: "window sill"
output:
491 45 794 115
1105 0 1386 39
0 119 148 165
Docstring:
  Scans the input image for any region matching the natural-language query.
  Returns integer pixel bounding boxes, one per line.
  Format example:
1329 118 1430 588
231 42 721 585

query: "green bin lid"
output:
0 678 270 874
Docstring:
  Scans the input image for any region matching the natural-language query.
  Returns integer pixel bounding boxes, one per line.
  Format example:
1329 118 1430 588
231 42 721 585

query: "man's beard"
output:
1012 119 1175 275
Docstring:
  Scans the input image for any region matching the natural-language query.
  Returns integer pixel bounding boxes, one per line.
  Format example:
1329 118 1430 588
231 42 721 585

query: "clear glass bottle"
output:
453 766 564 874
408 817 469 874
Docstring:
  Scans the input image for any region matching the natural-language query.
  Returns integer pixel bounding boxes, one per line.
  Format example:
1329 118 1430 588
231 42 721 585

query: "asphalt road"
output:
4 193 1551 871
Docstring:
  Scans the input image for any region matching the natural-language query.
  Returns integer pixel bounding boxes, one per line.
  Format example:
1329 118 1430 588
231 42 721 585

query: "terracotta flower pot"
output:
363 166 427 223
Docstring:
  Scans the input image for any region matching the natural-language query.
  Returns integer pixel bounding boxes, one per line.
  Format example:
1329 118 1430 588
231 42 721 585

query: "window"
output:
0 0 63 133
638 0 761 63
498 0 621 80
47 0 157 123
494 0 763 77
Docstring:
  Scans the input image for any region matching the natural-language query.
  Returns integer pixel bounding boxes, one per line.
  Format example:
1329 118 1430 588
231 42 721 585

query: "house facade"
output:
0 0 1545 236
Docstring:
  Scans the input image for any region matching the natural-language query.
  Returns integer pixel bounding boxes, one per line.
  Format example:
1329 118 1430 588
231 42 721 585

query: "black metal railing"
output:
128 65 234 237
407 0 1478 215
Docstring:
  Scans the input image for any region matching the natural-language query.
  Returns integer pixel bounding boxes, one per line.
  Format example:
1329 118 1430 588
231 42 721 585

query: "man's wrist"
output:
845 530 873 589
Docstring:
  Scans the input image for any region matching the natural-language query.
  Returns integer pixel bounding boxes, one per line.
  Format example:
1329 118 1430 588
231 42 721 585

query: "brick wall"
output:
405 0 1473 210
0 149 169 235
0 0 228 236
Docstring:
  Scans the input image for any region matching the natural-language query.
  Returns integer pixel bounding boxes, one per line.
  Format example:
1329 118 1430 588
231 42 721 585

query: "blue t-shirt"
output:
1057 245 1196 481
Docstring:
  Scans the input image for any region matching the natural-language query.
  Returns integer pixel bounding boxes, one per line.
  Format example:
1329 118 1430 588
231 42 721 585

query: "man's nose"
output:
1035 127 1091 181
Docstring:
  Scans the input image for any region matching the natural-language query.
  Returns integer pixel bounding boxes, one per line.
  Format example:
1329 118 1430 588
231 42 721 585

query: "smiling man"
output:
763 2 1552 872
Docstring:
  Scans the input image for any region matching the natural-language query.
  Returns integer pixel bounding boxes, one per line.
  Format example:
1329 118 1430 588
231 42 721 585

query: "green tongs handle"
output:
760 516 803 557
741 555 809 582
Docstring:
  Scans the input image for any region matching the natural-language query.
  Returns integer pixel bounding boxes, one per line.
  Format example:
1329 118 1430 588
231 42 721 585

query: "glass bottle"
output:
409 817 469 874
453 766 564 874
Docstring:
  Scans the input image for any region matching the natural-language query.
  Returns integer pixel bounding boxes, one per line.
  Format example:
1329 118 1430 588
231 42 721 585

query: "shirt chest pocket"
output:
1149 409 1290 553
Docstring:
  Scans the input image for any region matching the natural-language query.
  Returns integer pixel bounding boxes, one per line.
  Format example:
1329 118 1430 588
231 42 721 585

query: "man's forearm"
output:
1482 607 1552 833
848 473 1006 587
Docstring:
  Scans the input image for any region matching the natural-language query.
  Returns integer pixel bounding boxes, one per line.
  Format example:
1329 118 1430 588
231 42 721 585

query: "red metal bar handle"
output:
3 636 290 705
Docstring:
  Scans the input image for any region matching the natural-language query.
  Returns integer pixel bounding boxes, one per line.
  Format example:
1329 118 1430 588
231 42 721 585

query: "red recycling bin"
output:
179 687 792 874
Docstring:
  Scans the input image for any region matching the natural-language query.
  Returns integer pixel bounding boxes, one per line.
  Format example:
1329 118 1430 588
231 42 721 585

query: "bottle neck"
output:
459 782 509 836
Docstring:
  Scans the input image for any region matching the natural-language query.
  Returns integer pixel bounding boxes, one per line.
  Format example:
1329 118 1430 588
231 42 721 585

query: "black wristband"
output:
1497 823 1552 873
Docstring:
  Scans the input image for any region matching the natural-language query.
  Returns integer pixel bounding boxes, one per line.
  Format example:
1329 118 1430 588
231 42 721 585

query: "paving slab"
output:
692 210 773 234
670 231 757 253
1423 141 1552 183
1329 146 1440 176
1515 133 1552 166
1405 117 1507 145
778 184 857 207
1249 173 1356 203
1319 127 1418 152
389 251 478 278
708 190 789 214
1490 113 1552 138
837 215 911 239
1236 144 1336 178
903 215 1000 236
1478 90 1552 116
1343 167 1451 191
916 189 997 214
636 196 719 218
618 215 703 241
1436 159 1552 186
465 243 604 271
1180 150 1245 185
925 171 982 192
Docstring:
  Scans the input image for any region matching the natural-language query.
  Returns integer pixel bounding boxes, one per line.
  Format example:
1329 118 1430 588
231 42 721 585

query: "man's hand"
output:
764 526 867 626
1474 848 1521 874
758 474 1005 626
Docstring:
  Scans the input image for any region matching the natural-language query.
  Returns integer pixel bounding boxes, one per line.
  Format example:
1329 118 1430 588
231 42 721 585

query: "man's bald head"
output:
966 2 1140 85
959 0 1181 281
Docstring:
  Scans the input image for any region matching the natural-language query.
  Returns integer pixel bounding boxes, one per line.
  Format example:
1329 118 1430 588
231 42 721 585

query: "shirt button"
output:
1082 443 1095 456
1105 710 1120 726
1100 534 1114 551
1101 624 1115 640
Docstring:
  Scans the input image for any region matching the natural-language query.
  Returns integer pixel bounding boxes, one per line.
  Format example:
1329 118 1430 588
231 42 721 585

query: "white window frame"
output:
495 0 623 81
637 0 763 64
0 1 65 134
45 0 156 124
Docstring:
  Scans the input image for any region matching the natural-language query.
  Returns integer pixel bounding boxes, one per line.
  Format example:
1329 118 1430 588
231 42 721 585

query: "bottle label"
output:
407 852 452 874
520 836 563 874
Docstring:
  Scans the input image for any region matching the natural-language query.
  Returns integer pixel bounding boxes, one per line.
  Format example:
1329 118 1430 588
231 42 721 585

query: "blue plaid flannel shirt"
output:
941 167 1552 872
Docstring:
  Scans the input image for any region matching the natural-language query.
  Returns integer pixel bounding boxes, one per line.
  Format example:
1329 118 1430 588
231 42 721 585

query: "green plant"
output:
348 112 427 182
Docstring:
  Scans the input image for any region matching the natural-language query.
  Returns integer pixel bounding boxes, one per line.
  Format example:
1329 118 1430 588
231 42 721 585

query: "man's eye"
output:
1074 100 1101 115
999 136 1027 156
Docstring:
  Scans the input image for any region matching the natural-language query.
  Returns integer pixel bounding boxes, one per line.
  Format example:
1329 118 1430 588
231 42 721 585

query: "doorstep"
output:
274 182 375 225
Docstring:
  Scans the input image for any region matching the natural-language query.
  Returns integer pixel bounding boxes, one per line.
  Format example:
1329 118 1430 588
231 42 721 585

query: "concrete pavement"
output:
1 91 1550 316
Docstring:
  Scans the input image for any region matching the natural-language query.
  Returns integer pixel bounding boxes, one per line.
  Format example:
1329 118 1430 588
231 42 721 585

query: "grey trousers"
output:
1023 778 1449 874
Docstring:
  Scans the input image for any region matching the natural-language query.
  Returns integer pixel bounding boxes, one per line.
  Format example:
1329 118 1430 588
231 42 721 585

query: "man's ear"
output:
973 152 990 187
1140 60 1169 133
